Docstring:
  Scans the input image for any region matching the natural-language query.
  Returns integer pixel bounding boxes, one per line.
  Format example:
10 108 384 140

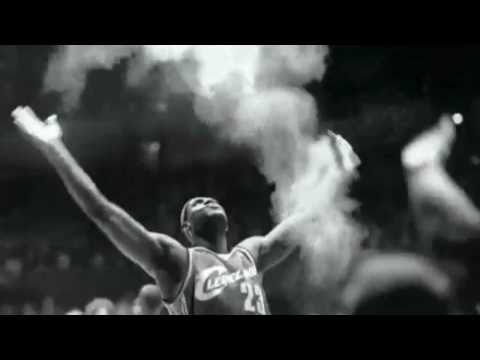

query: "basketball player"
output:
12 106 358 315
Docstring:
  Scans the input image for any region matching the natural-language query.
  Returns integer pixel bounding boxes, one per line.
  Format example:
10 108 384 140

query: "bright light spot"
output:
452 113 463 125
148 142 161 153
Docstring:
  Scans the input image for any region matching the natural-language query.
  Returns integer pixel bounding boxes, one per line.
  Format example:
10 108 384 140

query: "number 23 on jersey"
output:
240 282 267 315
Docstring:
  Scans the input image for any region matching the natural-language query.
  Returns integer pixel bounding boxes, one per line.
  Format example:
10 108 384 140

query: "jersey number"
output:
240 282 266 315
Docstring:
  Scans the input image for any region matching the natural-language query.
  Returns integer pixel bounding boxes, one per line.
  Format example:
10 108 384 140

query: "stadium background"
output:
0 45 479 314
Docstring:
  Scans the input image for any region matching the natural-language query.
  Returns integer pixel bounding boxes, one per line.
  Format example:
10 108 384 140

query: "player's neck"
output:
194 234 228 254
214 234 228 254
192 221 228 253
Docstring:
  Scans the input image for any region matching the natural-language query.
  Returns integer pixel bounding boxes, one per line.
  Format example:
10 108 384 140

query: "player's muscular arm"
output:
240 212 314 273
11 107 187 293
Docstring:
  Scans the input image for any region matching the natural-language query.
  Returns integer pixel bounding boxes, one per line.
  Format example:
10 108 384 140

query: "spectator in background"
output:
341 253 454 315
41 296 56 315
66 309 84 315
1 304 15 315
115 298 134 315
403 115 480 251
85 298 115 315
22 303 37 315
133 284 167 315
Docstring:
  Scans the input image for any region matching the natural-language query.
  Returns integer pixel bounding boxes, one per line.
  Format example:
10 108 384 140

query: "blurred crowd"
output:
1 285 167 315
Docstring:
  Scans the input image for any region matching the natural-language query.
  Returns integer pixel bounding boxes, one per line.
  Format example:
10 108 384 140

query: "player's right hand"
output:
12 107 63 149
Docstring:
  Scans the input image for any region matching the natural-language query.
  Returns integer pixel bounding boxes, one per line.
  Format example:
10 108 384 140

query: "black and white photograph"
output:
0 45 479 315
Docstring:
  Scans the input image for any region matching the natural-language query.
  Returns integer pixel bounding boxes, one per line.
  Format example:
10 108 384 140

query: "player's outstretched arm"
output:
240 131 361 273
239 212 315 273
11 107 187 296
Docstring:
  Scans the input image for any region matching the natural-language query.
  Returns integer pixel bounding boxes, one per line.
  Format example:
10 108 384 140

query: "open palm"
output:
12 107 63 148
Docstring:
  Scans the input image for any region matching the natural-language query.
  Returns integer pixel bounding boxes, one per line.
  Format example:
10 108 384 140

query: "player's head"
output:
180 197 229 247
133 285 165 315
85 298 115 316
342 253 454 315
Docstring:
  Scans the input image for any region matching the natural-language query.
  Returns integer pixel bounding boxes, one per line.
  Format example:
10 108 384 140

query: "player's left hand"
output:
327 130 361 174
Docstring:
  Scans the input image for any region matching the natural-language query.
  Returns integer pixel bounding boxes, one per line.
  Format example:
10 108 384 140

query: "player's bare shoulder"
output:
149 232 185 250
236 236 265 265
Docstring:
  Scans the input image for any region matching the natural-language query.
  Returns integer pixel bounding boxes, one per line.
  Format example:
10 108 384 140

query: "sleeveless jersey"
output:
164 246 270 315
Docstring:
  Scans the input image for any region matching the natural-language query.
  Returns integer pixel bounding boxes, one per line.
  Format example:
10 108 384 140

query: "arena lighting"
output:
145 142 161 154
452 113 464 125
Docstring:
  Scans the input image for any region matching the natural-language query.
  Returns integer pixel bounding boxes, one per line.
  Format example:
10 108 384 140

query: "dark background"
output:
0 45 479 314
